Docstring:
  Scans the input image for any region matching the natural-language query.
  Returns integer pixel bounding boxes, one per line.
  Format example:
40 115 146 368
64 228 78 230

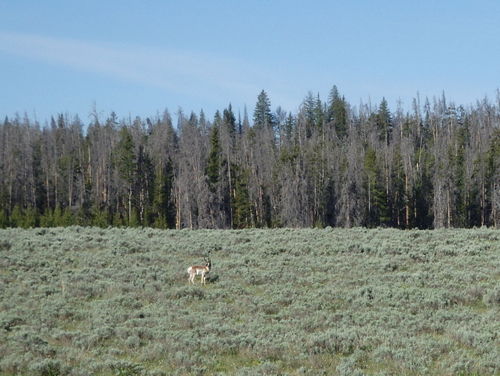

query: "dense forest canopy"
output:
1 87 499 229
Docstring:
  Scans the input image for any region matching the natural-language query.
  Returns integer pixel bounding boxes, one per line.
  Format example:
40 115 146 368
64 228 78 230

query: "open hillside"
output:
0 227 499 375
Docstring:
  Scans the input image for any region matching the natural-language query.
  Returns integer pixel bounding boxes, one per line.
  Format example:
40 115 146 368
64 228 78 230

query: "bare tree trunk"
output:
493 181 499 228
367 179 371 215
405 173 410 228
227 149 233 228
447 188 451 228
54 171 58 207
8 178 13 210
481 181 486 226
68 160 73 207
139 190 144 224
176 189 181 229
128 186 132 223
46 176 50 210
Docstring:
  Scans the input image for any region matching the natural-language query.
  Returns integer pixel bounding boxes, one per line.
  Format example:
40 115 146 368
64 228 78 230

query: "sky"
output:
1 0 500 124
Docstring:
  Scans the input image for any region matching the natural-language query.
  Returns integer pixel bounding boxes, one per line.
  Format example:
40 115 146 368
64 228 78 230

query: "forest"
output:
0 87 499 229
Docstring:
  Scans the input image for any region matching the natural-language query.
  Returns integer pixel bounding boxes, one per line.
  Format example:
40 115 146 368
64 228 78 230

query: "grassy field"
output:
0 227 499 375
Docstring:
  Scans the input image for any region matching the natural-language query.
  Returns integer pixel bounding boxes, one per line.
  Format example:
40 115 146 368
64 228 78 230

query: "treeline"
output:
1 87 499 229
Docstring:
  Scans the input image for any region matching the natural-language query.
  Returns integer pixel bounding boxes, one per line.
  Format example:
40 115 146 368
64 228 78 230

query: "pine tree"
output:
223 104 236 135
115 127 136 224
52 205 64 226
0 209 8 228
61 207 74 226
392 150 406 228
486 129 500 227
451 124 468 227
253 90 274 129
222 104 237 227
32 137 47 214
10 205 23 227
377 98 392 144
128 210 140 227
327 85 348 138
152 158 175 228
232 167 252 228
413 151 434 229
75 207 90 226
24 207 38 228
283 113 295 144
242 105 250 133
40 208 55 227
314 93 324 129
302 92 316 138
206 122 221 193
364 148 389 226
135 145 154 225
111 210 123 226
91 205 108 228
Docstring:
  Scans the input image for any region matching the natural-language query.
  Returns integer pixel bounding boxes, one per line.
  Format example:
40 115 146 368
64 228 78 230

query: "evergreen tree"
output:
377 98 393 144
10 205 23 227
413 151 434 229
223 104 236 135
75 207 91 226
114 127 136 224
135 145 155 225
40 208 55 227
391 150 406 227
364 148 389 226
61 207 74 226
24 207 38 228
91 205 108 228
327 85 348 138
314 93 324 129
153 158 175 228
242 105 250 132
237 111 242 135
0 209 8 228
486 129 500 227
451 125 468 227
206 123 221 193
32 137 47 214
253 90 274 129
283 113 295 144
221 104 237 227
112 210 124 227
232 167 252 228
302 92 316 138
0 88 498 230
128 210 140 227
53 205 64 226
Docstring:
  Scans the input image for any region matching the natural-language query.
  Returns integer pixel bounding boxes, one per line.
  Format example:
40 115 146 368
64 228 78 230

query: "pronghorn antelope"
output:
187 257 211 285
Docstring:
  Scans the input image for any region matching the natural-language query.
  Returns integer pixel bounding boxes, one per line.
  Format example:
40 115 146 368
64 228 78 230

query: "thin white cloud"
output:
0 31 298 111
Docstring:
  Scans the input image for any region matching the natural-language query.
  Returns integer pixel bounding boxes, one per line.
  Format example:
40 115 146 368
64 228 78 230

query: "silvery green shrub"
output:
0 227 498 374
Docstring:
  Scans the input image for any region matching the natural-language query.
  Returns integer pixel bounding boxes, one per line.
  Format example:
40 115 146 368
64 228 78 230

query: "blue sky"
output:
1 0 499 123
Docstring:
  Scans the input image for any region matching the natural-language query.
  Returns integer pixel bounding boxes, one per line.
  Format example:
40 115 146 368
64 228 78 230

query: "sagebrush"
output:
0 227 499 375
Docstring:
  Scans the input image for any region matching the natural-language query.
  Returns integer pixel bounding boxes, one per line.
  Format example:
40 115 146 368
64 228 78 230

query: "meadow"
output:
0 227 499 375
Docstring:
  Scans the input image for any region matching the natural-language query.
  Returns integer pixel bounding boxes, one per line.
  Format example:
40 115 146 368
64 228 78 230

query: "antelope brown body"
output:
187 258 211 285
